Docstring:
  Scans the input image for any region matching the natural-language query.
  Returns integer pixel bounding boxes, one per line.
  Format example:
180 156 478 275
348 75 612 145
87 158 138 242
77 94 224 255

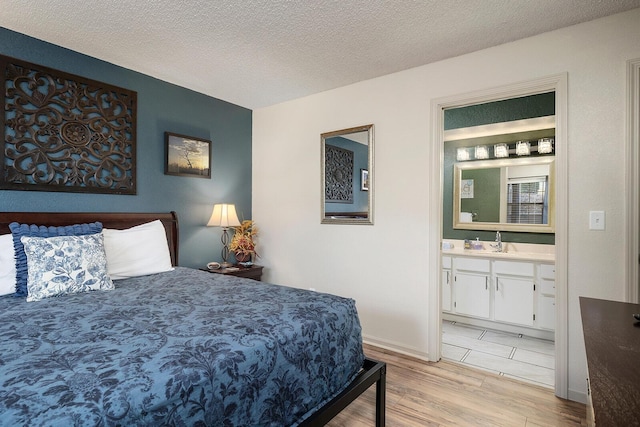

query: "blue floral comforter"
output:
0 267 364 426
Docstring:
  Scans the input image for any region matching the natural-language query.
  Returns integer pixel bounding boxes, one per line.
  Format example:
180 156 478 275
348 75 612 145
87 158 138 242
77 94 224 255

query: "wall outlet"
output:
589 211 605 230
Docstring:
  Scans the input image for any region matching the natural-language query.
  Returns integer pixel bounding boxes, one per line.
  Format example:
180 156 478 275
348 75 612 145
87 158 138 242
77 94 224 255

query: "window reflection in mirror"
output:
453 157 555 233
506 170 549 225
321 124 374 225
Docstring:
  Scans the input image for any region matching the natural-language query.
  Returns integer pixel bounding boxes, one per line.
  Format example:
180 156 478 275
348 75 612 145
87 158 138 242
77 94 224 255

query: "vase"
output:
235 251 251 263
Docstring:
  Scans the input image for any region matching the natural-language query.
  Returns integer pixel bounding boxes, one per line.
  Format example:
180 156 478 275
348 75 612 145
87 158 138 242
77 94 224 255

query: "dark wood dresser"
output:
580 297 640 426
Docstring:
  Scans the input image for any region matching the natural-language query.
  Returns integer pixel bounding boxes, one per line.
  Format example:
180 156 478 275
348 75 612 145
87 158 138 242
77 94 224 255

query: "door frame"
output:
626 58 640 303
427 73 569 398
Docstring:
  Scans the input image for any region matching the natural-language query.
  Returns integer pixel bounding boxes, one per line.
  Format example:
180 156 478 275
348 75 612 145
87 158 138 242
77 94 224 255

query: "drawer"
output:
537 294 556 330
539 264 556 279
493 260 534 277
442 256 452 269
539 278 556 295
455 257 490 273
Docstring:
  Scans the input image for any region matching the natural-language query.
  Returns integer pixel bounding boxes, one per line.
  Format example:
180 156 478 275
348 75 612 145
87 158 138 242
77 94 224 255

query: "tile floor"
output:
442 320 555 388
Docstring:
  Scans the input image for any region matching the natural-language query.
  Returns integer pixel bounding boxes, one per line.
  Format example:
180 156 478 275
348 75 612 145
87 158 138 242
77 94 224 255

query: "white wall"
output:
253 8 640 401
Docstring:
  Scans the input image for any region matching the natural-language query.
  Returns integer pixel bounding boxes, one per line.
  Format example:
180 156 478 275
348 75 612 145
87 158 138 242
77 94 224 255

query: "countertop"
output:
442 240 555 262
580 297 640 426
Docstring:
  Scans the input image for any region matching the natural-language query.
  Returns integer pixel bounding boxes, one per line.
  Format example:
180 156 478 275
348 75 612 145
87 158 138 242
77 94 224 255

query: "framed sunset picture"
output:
164 132 211 178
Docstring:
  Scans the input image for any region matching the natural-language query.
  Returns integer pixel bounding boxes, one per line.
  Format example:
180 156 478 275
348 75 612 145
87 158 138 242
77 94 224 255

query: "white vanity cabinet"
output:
443 253 555 336
442 256 453 313
455 273 491 318
452 257 491 319
493 261 535 327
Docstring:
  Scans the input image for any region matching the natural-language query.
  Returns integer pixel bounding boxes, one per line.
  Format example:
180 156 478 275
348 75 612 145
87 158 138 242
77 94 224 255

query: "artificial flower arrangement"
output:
229 220 258 261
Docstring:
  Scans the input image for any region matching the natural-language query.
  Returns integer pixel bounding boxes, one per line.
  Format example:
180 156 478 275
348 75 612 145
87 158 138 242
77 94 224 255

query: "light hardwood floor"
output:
327 344 586 426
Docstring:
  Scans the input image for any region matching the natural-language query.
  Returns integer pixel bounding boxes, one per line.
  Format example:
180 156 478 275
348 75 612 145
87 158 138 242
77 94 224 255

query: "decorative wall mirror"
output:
321 124 374 225
453 156 555 233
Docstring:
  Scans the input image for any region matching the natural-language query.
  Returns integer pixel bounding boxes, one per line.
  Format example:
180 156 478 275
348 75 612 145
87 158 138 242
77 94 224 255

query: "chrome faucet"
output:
490 231 503 252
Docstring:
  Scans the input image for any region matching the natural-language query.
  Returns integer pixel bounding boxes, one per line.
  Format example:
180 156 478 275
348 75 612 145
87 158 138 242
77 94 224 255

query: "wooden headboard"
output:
0 212 179 266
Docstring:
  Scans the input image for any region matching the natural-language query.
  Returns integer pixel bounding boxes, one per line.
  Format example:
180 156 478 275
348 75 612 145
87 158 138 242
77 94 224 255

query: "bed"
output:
0 211 385 426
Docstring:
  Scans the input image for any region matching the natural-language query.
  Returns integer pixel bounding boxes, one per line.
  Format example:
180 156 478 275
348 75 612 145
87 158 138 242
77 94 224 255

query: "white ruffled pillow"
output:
21 233 114 302
0 234 16 296
102 220 174 280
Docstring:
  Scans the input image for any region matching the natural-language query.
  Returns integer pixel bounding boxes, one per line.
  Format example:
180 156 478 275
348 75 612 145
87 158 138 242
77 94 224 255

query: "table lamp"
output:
207 203 241 267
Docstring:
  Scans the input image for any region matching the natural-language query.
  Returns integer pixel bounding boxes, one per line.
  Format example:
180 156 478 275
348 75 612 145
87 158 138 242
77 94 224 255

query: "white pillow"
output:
21 233 114 302
0 234 16 296
102 220 173 280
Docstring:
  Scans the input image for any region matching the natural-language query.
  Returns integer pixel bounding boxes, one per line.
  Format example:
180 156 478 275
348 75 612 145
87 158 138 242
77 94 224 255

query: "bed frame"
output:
0 211 386 426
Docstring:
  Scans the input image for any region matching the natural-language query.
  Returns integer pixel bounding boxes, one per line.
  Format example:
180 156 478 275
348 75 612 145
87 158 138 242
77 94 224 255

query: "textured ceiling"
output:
1 1 639 109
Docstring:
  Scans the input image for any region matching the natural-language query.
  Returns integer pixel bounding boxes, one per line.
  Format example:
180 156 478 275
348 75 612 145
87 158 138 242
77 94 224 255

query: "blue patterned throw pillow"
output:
20 233 114 302
9 222 103 297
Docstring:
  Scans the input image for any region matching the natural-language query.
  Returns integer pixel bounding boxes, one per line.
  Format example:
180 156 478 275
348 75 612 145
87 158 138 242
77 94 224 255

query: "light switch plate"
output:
589 211 605 230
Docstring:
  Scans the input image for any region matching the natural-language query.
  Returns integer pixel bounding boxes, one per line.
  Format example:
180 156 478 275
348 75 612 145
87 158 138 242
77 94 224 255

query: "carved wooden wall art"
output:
325 144 353 203
0 54 137 194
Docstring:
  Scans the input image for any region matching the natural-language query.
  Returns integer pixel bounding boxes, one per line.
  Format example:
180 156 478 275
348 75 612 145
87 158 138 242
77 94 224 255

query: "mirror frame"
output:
321 124 374 225
453 156 555 233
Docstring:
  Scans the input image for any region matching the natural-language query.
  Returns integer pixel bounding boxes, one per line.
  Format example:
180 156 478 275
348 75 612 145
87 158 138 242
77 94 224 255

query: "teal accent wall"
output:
0 28 253 268
443 93 555 245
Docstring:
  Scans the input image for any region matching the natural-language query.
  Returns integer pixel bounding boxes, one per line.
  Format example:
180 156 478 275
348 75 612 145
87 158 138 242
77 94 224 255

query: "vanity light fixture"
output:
515 140 530 156
537 138 554 154
475 145 489 160
456 147 470 161
494 143 509 158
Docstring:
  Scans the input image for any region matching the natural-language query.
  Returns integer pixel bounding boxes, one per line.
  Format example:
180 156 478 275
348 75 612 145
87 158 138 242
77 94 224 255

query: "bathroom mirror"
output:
453 156 555 233
321 124 374 225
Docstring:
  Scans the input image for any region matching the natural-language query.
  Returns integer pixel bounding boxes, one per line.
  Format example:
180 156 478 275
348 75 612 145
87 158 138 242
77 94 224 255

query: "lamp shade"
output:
475 145 489 160
494 143 509 158
537 138 554 154
515 140 531 156
456 147 470 161
207 204 241 227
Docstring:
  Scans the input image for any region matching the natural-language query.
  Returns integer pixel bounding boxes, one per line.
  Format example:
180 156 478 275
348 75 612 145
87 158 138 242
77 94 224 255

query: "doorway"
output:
427 74 569 398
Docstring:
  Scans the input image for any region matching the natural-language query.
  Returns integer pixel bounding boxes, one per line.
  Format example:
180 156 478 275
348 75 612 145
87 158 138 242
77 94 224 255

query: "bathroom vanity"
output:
442 241 555 340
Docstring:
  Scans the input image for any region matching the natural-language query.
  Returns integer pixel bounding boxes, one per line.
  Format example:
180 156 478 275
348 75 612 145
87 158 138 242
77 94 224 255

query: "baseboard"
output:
567 388 588 405
362 334 431 361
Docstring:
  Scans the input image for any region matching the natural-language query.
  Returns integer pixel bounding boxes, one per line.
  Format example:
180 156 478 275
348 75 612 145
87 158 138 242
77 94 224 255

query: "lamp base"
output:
220 227 233 268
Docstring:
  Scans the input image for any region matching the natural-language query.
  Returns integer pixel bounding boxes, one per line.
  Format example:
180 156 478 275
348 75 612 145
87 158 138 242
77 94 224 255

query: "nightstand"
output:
200 265 264 281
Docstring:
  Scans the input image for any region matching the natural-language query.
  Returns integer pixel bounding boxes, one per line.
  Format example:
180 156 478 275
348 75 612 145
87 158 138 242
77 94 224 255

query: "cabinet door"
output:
494 276 534 326
538 294 556 330
442 269 452 313
455 273 490 318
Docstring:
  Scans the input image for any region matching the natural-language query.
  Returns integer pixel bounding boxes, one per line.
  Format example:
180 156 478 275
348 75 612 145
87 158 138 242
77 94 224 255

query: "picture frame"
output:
360 168 369 191
165 132 211 178
0 54 137 194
